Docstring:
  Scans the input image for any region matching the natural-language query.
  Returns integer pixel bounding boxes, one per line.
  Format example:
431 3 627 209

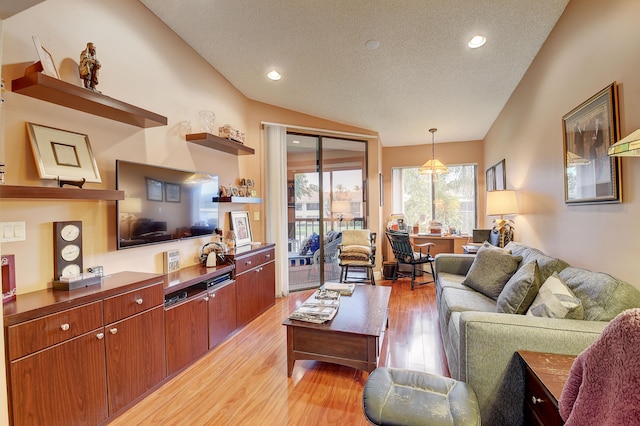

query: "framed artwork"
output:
27 123 101 183
146 177 163 201
164 182 181 203
32 36 59 79
379 173 384 207
486 167 495 192
230 211 253 247
562 83 621 204
494 159 506 190
287 180 295 208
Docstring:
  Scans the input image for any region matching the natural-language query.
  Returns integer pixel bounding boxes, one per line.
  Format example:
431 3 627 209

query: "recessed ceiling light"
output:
468 35 487 49
267 70 281 81
365 40 379 50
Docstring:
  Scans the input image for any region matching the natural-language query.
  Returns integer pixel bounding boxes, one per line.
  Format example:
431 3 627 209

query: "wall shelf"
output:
186 133 255 155
11 72 167 128
0 185 124 200
213 196 262 204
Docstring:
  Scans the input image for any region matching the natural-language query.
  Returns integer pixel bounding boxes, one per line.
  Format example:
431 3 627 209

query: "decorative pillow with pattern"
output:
526 272 584 319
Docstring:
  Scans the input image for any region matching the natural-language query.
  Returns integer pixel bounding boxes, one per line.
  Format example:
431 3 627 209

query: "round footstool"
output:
362 367 480 425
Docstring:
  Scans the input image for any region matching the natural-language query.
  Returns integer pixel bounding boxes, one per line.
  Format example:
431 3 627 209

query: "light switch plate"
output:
0 222 26 243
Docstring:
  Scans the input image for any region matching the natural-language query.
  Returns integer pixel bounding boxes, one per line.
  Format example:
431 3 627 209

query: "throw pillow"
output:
462 242 523 300
526 272 584 319
496 261 541 314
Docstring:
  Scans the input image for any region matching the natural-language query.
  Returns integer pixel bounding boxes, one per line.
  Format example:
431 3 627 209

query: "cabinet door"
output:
10 330 107 426
105 305 165 415
235 271 260 327
208 282 237 349
165 294 209 375
258 261 276 315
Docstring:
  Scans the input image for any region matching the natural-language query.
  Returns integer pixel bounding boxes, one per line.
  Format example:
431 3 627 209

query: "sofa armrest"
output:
458 311 606 425
434 253 475 276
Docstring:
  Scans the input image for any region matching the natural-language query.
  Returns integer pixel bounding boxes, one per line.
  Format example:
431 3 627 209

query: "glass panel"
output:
286 134 368 292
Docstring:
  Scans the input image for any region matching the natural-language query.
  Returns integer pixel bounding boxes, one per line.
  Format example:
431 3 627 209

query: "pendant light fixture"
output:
418 128 448 175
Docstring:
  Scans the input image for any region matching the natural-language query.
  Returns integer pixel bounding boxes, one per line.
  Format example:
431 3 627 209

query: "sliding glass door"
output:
286 133 368 291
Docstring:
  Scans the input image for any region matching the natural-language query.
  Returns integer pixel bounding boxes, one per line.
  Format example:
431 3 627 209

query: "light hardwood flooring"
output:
110 278 448 425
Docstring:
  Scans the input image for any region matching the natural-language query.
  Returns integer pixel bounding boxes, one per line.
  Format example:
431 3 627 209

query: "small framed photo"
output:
165 182 181 203
27 123 101 183
146 177 163 201
494 159 506 190
230 211 252 247
486 167 495 192
32 36 59 79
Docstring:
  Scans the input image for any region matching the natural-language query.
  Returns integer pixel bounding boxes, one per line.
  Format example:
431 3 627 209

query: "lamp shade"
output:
487 190 518 217
332 200 350 214
418 159 449 174
608 128 640 157
120 197 142 214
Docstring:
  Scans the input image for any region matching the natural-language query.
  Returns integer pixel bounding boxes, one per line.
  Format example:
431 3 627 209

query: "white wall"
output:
484 0 640 287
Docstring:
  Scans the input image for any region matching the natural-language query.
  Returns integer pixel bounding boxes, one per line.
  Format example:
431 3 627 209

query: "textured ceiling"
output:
140 0 569 146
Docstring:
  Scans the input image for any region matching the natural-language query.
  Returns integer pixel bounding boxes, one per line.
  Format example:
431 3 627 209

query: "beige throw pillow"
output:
526 272 584 319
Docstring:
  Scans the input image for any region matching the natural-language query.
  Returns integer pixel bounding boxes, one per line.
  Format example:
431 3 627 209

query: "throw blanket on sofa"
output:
559 308 640 425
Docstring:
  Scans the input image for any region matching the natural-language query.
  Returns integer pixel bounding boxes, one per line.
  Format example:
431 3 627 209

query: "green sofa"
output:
434 241 640 426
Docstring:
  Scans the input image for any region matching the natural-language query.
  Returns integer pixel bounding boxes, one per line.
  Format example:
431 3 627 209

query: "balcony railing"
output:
290 217 364 245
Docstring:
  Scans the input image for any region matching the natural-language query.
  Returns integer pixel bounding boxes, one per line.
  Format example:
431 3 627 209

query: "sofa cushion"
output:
526 272 584 319
505 242 569 282
496 261 541 314
462 243 523 300
559 267 640 321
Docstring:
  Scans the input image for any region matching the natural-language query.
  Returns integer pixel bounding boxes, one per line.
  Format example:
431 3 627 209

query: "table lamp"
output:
486 190 518 247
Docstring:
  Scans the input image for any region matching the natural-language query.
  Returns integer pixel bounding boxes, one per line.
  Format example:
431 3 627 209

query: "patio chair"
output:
385 229 434 290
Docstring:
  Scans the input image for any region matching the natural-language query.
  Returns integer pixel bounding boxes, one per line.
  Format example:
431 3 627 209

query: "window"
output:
392 165 477 234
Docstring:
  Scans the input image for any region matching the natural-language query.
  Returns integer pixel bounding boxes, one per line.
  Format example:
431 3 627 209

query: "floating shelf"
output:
11 72 167 128
213 196 262 204
0 185 124 201
186 133 255 155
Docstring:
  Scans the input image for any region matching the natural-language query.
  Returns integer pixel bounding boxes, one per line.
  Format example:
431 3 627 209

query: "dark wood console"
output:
3 244 276 426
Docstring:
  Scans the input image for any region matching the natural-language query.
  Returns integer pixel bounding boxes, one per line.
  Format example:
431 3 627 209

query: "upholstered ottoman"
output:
362 367 480 425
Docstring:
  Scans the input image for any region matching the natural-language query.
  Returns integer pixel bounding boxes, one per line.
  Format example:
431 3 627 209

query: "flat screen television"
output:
116 160 219 249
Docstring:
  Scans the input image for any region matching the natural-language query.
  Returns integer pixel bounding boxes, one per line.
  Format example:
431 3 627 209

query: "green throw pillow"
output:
497 261 541 314
526 272 584 319
462 242 523 300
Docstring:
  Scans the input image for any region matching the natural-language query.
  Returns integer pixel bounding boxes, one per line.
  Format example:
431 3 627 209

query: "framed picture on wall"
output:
494 159 506 190
230 211 253 247
486 167 495 192
164 182 181 203
146 177 163 201
562 82 621 204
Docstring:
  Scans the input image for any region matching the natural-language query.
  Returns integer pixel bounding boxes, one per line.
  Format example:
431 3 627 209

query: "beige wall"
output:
484 0 640 287
0 0 379 295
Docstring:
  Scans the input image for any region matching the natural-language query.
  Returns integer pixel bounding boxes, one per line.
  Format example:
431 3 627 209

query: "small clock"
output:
53 221 83 280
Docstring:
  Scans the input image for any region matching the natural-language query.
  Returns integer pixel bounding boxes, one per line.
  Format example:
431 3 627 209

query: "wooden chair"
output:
385 229 434 290
338 230 376 285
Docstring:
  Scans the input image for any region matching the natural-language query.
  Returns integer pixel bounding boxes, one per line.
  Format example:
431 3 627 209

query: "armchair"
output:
338 229 376 285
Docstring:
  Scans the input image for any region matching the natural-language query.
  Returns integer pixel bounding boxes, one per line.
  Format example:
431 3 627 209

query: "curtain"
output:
264 124 289 297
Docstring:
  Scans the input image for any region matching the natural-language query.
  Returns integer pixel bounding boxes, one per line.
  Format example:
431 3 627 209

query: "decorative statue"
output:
78 42 101 91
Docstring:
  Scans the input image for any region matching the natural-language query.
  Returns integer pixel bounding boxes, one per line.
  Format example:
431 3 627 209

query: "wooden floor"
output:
110 278 448 425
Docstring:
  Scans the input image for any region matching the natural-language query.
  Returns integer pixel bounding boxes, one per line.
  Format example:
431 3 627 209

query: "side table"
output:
517 350 577 426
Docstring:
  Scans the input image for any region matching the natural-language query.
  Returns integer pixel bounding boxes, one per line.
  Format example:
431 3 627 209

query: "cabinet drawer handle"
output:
204 296 210 302
135 298 144 305
109 328 118 335
531 396 544 405
209 292 216 298
245 260 252 265
60 323 70 331
96 333 105 340
265 254 271 258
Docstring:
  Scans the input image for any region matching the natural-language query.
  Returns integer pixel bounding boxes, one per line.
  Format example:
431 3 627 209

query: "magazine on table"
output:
288 290 340 323
322 282 356 296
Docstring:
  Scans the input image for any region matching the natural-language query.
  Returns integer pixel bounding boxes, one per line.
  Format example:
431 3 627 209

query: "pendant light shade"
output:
418 128 448 175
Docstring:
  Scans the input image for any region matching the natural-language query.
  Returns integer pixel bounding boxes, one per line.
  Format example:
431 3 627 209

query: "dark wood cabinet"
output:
164 293 209 376
208 281 237 349
10 329 108 426
234 247 276 327
105 305 165 415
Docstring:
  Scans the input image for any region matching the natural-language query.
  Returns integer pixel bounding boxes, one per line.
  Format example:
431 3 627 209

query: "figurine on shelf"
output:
79 42 101 92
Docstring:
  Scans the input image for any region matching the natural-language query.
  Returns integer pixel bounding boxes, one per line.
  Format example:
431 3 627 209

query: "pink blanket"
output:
559 308 640 425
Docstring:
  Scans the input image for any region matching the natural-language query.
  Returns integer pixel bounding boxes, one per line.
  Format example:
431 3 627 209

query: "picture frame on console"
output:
27 123 102 183
230 211 252 247
562 82 621 205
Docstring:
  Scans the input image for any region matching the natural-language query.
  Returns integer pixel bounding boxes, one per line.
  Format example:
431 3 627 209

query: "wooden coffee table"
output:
282 285 391 376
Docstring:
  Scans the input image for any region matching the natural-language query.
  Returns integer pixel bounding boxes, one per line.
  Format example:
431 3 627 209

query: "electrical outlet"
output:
253 211 260 221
